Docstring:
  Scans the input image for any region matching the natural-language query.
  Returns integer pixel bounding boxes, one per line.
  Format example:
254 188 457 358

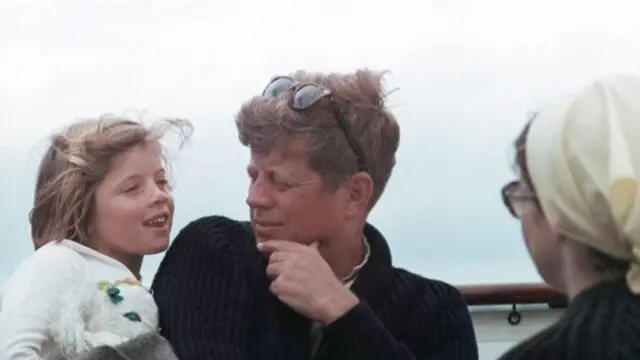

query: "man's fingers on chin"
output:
257 241 277 253
269 279 285 296
258 239 299 252
266 263 283 278
268 251 289 263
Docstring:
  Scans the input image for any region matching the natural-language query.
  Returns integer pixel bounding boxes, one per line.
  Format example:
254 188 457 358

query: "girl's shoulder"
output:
1 241 87 309
12 240 86 277
35 240 87 261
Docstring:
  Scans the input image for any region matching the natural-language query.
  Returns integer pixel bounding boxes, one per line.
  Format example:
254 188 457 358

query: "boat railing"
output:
456 282 567 325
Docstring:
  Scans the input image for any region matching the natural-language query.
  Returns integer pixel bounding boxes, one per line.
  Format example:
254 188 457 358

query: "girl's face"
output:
89 143 174 268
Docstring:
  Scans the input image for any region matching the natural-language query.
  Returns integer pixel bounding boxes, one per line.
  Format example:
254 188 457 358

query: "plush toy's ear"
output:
48 283 92 359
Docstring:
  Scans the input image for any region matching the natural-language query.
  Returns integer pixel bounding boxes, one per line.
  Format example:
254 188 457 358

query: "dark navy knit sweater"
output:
151 215 479 360
498 278 640 360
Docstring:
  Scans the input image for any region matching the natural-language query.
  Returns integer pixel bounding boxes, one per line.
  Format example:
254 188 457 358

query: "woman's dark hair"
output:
513 114 630 276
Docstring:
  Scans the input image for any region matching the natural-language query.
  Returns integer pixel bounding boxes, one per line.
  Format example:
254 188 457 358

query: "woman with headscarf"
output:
499 75 640 360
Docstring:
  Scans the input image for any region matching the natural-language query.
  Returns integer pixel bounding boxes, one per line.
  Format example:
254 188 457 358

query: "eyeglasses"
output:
262 76 368 173
501 180 538 218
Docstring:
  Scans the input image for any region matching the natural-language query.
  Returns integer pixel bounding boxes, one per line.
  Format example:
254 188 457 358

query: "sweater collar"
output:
566 277 632 314
349 222 395 311
58 239 140 280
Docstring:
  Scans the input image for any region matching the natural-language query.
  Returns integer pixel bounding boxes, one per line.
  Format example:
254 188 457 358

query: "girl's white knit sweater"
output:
0 240 159 360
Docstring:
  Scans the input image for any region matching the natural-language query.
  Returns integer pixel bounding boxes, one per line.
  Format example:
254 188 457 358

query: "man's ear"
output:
345 172 374 214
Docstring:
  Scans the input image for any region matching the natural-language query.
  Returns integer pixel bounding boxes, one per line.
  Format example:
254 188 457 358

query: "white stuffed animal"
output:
49 278 159 359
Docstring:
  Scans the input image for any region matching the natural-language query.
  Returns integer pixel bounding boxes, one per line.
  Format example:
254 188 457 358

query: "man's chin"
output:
252 225 283 242
255 233 281 244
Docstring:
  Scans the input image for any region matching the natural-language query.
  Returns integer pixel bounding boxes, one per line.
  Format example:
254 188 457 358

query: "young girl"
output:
0 115 192 359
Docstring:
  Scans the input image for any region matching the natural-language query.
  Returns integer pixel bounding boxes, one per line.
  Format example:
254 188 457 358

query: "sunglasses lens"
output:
293 84 328 109
263 77 294 99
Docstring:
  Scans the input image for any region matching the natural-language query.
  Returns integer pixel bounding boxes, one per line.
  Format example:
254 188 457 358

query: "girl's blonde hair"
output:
29 115 193 249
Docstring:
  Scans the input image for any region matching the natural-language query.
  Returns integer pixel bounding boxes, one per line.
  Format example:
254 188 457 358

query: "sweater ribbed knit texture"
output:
152 215 478 360
498 278 640 360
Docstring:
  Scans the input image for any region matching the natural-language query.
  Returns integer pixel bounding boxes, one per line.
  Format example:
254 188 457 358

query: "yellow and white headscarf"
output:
526 75 640 293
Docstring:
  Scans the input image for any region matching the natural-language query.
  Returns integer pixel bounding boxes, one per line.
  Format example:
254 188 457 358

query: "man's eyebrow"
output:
245 165 298 180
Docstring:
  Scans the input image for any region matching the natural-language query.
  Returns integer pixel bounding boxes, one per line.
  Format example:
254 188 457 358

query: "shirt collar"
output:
341 236 371 285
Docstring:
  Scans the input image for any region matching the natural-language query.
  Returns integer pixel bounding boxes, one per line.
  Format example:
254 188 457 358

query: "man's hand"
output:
257 240 360 324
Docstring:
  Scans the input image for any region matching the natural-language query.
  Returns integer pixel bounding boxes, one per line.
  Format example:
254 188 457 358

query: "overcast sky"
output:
2 0 640 287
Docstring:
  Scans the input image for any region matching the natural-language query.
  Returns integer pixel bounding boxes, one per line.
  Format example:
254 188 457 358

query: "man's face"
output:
246 140 347 245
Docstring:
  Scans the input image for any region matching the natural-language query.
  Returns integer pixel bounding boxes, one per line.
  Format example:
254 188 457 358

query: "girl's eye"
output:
123 185 139 193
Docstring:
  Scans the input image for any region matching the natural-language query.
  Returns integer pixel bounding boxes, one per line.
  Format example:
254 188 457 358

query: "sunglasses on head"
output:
262 76 368 173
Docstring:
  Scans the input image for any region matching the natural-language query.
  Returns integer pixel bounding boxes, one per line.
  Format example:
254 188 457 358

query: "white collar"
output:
58 239 140 281
341 236 371 284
